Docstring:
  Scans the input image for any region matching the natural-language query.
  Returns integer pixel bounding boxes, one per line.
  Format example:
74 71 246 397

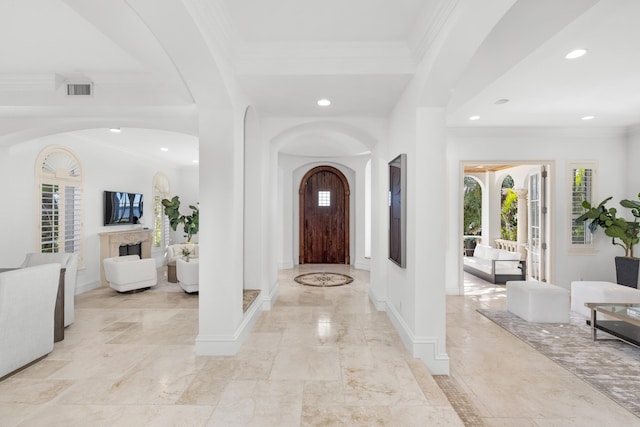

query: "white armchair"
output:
21 252 78 327
176 258 199 293
103 255 157 293
0 263 61 379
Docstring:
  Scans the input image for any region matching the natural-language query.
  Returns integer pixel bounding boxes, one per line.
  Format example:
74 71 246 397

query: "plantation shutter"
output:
41 183 59 253
571 167 594 245
64 185 82 253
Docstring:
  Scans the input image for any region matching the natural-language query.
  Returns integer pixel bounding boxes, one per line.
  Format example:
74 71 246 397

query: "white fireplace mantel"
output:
99 229 153 285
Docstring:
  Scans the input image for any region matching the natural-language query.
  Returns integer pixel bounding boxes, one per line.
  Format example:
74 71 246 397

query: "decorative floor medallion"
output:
294 272 354 287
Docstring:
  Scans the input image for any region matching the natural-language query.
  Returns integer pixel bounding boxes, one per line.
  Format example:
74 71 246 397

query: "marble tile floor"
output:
0 265 461 426
0 266 638 426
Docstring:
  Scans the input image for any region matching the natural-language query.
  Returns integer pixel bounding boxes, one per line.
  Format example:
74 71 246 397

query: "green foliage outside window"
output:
501 188 518 241
463 177 482 236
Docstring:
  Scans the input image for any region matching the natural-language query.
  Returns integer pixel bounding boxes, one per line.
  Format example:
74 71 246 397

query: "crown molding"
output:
448 126 627 140
185 0 418 76
235 42 415 75
408 0 460 63
0 73 61 91
183 0 240 62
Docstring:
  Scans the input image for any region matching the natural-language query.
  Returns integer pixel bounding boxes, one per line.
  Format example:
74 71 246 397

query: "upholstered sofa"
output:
176 258 199 293
463 244 526 284
167 244 199 263
0 263 61 379
21 252 78 327
103 255 157 292
570 280 640 318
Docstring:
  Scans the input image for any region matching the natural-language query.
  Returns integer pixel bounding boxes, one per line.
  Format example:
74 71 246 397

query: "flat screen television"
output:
103 191 144 226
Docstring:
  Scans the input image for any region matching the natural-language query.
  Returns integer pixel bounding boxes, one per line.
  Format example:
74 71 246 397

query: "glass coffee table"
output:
585 303 640 347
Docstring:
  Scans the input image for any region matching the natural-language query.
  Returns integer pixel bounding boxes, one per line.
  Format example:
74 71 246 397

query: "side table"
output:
54 268 66 342
167 261 177 283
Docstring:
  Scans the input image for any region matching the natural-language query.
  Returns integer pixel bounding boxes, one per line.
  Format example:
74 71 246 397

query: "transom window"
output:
318 191 331 207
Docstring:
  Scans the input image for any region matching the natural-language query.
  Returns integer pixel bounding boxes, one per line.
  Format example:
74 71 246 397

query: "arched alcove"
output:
298 165 351 264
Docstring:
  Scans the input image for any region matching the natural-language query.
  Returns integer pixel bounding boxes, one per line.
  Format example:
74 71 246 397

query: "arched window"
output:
153 172 171 248
463 176 482 236
36 146 84 264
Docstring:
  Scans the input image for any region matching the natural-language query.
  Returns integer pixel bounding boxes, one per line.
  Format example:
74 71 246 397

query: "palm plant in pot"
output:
575 194 640 287
161 196 199 243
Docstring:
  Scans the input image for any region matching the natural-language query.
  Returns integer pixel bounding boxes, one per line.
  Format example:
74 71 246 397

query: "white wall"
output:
167 165 200 245
373 70 450 374
627 125 640 194
447 127 629 293
2 130 187 293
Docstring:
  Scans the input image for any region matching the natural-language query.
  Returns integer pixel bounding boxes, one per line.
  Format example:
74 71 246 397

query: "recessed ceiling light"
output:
109 128 121 133
317 99 331 107
192 160 199 164
160 147 169 152
581 115 595 121
469 115 480 121
494 99 509 104
565 49 587 59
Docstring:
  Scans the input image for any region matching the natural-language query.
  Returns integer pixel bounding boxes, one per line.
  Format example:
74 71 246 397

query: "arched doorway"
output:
299 166 350 264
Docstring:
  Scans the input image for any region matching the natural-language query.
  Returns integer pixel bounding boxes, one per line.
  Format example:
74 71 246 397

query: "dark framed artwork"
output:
389 153 407 267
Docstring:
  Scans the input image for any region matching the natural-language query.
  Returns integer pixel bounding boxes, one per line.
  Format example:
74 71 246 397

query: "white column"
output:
243 107 262 292
516 188 528 260
196 108 244 355
413 107 449 374
264 142 280 306
369 142 389 310
487 172 502 245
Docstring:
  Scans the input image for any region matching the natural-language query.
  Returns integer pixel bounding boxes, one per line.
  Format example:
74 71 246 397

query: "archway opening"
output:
299 166 350 264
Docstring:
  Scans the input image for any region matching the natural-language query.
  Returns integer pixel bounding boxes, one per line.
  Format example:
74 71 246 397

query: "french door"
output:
528 166 548 281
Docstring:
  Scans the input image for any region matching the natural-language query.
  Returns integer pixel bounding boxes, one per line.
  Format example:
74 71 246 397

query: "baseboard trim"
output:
262 282 280 310
385 302 450 375
368 288 386 311
354 260 370 271
76 281 101 295
195 293 262 355
446 286 462 296
278 261 294 269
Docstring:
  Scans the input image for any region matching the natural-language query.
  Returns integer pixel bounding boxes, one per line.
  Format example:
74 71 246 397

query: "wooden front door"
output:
299 166 350 264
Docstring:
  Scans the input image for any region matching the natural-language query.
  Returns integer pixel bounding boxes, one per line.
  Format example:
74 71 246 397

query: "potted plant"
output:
463 236 478 257
161 196 199 243
181 246 193 262
575 195 640 287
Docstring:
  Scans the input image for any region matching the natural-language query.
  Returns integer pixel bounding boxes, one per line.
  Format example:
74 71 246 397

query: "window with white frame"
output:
569 162 596 251
318 191 331 207
153 173 171 248
37 146 83 263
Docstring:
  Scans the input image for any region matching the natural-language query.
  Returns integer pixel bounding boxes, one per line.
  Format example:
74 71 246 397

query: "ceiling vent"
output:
66 82 93 96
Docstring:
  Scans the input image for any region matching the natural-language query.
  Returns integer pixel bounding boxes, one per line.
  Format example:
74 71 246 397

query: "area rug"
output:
477 309 640 417
294 272 354 287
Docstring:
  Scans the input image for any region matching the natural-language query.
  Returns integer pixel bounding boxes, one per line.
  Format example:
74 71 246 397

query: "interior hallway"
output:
0 267 638 426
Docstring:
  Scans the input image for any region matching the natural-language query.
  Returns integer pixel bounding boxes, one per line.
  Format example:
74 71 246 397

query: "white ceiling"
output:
1 0 639 163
